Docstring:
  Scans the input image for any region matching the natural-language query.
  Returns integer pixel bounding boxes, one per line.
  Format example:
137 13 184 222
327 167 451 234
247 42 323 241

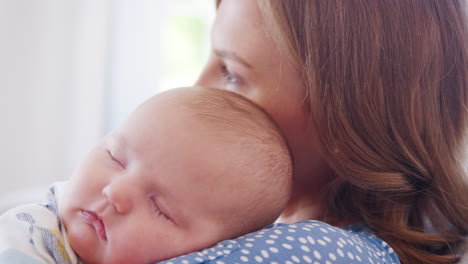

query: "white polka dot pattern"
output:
157 221 400 264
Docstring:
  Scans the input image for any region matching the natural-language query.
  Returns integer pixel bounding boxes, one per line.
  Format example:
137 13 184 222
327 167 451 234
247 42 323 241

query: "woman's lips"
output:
81 210 107 241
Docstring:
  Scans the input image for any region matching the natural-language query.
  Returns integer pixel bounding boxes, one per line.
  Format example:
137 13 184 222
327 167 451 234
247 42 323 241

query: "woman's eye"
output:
221 65 242 86
150 197 170 221
106 150 125 168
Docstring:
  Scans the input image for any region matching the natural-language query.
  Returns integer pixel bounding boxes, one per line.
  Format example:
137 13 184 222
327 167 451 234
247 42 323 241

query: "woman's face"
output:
196 0 329 183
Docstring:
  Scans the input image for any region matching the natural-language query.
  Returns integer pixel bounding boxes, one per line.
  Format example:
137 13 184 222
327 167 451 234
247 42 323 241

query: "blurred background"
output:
0 0 215 212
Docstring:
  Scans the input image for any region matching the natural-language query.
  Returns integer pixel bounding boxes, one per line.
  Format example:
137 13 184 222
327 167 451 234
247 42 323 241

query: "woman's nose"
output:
102 178 135 214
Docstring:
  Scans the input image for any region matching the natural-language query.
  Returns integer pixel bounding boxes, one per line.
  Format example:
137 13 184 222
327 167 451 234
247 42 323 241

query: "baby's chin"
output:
74 243 140 264
64 222 102 264
75 250 117 264
68 236 98 264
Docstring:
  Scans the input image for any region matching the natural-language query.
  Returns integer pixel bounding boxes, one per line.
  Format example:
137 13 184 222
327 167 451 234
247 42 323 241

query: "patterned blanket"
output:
0 184 80 264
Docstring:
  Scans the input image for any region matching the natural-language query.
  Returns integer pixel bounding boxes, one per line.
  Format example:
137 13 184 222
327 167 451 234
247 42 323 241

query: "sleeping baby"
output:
0 87 292 264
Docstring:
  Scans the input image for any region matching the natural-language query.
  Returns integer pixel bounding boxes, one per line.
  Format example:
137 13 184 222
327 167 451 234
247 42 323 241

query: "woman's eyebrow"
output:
214 49 253 69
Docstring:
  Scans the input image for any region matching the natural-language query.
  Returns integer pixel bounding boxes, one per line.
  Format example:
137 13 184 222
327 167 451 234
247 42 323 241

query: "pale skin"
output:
196 0 333 223
60 90 269 264
61 0 334 261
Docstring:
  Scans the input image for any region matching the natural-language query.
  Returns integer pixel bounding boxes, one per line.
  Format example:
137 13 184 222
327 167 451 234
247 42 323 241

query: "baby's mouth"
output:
81 210 107 241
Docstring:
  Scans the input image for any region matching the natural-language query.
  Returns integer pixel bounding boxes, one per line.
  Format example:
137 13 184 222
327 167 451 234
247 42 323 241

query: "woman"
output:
162 0 468 263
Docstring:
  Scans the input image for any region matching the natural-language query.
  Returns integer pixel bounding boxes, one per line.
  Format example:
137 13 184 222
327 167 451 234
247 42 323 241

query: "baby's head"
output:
60 87 292 264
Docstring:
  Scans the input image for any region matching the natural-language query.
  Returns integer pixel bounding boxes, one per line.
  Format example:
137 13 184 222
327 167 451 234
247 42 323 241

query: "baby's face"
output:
60 92 255 264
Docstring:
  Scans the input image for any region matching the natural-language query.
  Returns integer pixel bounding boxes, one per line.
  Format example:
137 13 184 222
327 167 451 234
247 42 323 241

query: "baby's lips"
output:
81 210 108 241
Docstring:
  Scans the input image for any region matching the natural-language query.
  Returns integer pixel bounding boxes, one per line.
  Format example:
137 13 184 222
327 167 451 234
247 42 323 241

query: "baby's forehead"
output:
141 87 279 173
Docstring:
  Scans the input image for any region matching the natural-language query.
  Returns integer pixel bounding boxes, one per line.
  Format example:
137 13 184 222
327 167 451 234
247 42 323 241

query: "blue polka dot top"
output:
157 221 401 264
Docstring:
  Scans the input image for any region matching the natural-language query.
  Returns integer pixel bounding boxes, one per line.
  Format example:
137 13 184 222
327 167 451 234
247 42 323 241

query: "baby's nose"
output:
102 179 134 214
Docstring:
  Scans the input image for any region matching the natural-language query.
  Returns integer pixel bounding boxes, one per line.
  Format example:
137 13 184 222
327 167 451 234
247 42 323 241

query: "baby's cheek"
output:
178 225 225 254
66 217 101 264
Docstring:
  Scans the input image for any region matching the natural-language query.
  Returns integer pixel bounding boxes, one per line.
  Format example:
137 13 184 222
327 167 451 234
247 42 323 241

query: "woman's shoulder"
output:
158 220 401 264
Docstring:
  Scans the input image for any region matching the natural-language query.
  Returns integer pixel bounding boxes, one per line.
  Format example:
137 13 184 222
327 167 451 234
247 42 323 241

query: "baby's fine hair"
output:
179 86 293 234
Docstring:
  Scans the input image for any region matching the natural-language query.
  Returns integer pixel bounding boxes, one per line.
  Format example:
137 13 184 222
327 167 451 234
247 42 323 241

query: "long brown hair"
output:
252 1 468 263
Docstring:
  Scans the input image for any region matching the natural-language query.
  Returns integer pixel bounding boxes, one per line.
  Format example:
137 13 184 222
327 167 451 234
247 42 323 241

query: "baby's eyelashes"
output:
149 196 172 222
106 149 126 169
